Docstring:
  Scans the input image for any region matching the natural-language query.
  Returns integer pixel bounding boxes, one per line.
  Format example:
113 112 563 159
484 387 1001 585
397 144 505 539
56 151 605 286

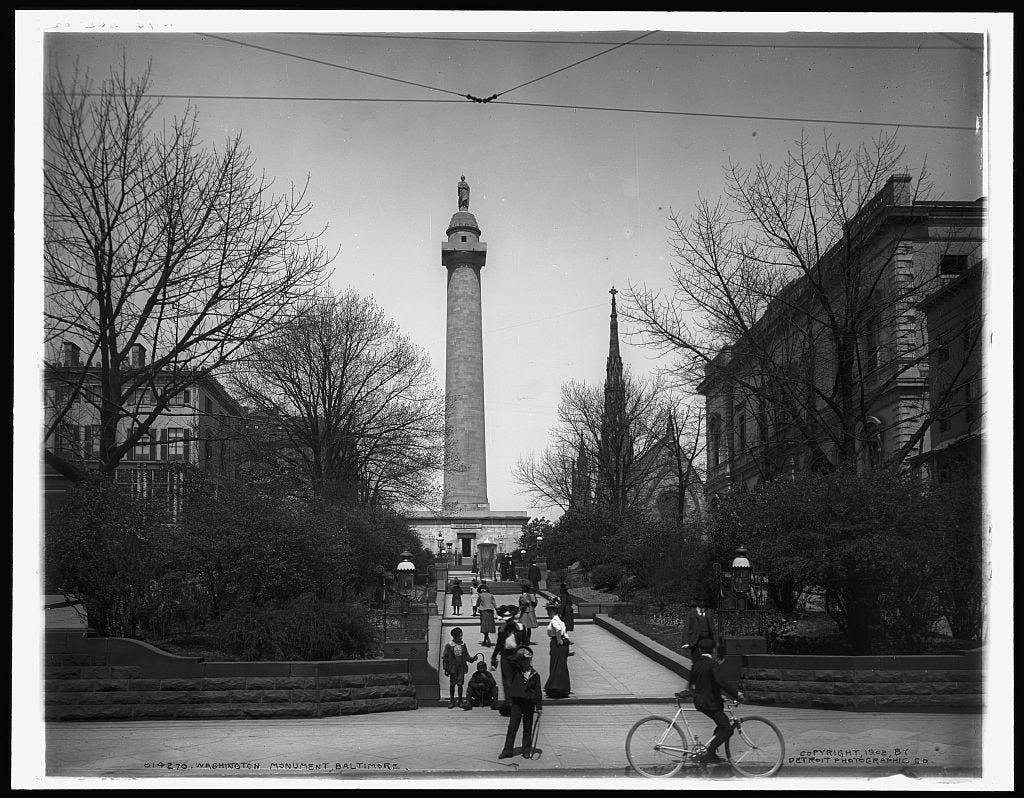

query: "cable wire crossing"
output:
199 32 468 99
494 30 661 99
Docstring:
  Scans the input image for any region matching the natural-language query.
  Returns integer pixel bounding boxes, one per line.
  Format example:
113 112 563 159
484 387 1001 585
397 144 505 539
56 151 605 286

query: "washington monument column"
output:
442 176 489 511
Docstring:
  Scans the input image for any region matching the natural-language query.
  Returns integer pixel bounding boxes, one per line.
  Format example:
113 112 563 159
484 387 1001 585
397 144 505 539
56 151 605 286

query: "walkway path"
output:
435 573 684 705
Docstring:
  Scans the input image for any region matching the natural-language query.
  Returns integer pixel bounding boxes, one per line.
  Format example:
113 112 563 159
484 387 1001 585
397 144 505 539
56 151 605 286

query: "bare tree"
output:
231 290 448 511
513 374 701 516
43 58 330 474
627 131 984 474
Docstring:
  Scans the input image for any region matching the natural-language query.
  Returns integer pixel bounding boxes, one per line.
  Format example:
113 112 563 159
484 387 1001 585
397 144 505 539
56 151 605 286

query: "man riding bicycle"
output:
682 638 745 764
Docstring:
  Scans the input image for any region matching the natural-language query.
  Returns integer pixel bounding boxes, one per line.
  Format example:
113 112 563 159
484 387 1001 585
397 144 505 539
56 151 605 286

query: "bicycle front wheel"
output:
726 715 785 777
626 716 689 778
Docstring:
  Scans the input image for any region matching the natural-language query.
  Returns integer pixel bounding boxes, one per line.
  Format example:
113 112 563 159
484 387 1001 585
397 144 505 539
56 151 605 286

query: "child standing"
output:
450 578 464 616
498 646 543 759
442 627 476 708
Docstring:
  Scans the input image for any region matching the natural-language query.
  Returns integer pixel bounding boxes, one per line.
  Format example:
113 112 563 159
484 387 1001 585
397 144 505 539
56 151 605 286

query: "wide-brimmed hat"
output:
496 604 519 621
545 600 561 610
477 583 489 592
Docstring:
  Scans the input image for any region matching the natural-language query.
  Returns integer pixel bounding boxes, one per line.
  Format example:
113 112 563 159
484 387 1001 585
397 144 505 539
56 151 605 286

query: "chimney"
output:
62 341 81 368
130 344 147 369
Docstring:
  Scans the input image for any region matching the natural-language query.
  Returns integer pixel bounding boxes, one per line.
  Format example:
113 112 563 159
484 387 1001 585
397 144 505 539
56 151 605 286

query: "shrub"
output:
216 595 378 661
590 563 624 592
46 474 173 638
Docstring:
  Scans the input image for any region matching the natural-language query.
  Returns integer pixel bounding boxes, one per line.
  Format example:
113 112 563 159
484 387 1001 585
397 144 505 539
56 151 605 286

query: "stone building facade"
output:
698 175 985 501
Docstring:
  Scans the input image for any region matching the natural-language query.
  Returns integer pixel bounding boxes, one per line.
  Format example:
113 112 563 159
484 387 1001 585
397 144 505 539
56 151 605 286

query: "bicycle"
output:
625 694 785 778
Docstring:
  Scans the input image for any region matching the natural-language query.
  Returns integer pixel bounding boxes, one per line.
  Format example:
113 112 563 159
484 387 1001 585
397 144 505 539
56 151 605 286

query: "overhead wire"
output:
76 32 977 132
198 32 467 99
492 30 661 100
89 92 977 132
303 32 977 51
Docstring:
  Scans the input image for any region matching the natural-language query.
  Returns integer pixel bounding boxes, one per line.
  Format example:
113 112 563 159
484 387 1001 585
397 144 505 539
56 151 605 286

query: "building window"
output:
939 254 968 275
965 379 982 425
708 416 721 468
205 396 214 414
168 390 193 407
737 414 747 452
56 423 80 455
82 424 101 457
938 406 951 435
934 334 950 364
167 428 186 461
961 317 979 352
129 431 153 461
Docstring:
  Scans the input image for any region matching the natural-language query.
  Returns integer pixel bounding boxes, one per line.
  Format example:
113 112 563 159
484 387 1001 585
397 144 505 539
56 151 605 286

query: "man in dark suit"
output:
684 599 716 688
528 561 542 593
690 638 744 764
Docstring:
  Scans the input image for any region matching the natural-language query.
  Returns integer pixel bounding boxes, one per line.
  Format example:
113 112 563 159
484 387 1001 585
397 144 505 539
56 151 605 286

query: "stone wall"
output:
595 615 983 711
741 653 983 710
45 633 419 721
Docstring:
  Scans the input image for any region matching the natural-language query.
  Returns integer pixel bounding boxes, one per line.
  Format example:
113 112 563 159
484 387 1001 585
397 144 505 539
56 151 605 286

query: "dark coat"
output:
685 607 717 648
528 564 542 584
690 655 740 713
507 668 544 708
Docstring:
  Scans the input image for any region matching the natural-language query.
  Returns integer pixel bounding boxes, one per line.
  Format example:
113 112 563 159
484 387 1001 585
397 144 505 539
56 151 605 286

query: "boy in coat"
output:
442 627 476 708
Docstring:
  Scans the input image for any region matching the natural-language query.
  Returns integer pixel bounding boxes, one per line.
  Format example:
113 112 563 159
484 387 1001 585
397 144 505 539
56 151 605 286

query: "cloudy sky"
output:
19 12 1008 516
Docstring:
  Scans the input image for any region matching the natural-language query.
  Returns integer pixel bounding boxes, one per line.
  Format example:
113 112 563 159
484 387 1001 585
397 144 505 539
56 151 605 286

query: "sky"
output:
12 11 1015 790
21 11 1005 519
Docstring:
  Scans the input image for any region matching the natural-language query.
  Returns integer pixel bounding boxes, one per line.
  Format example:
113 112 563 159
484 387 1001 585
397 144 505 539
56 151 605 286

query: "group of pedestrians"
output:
443 573 578 759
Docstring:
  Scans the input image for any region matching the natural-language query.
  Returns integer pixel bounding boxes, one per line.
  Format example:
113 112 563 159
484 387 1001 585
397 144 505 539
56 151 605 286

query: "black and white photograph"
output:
14 10 1012 790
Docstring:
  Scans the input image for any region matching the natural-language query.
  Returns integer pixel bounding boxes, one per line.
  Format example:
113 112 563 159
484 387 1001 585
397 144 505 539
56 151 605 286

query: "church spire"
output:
606 286 623 389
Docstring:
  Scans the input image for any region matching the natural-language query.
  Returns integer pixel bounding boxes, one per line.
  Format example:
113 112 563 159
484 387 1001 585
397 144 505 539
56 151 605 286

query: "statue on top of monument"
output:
458 175 470 211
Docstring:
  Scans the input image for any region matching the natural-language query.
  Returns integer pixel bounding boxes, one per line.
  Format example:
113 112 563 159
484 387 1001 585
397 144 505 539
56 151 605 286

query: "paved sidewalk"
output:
41 704 985 784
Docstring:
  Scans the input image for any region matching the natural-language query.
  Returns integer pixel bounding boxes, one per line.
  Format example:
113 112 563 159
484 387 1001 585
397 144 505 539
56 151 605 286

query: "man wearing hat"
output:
498 646 543 759
689 638 744 764
684 598 717 689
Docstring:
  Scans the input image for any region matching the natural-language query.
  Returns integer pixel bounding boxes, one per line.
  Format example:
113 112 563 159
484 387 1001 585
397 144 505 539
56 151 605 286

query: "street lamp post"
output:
396 550 415 634
731 545 751 611
374 565 387 646
436 532 444 557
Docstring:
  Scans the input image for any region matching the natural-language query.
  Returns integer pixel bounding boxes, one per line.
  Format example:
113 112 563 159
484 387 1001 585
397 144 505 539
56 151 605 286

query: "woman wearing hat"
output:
475 582 497 646
517 584 539 645
491 606 527 709
544 602 571 699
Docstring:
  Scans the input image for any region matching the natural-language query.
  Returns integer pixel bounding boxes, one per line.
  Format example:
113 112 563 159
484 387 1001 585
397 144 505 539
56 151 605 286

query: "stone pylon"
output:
442 176 489 512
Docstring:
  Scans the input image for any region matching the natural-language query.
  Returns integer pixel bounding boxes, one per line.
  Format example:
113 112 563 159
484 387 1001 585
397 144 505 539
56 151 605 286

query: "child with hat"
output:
465 659 499 710
442 627 476 708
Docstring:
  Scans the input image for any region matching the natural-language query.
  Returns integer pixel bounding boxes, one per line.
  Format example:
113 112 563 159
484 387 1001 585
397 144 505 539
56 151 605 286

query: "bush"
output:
216 595 379 661
46 474 173 638
590 563 624 592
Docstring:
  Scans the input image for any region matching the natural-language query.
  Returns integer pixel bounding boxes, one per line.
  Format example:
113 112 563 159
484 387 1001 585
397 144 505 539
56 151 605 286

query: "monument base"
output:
407 509 530 567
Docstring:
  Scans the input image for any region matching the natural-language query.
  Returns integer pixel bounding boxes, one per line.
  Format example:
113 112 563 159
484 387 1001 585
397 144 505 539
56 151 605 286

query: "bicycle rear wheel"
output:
725 715 785 777
626 716 689 778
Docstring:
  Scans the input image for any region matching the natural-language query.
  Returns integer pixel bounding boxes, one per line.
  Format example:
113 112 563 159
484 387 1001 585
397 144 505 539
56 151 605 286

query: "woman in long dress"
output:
518 584 539 645
544 603 571 699
475 582 497 646
558 583 575 632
